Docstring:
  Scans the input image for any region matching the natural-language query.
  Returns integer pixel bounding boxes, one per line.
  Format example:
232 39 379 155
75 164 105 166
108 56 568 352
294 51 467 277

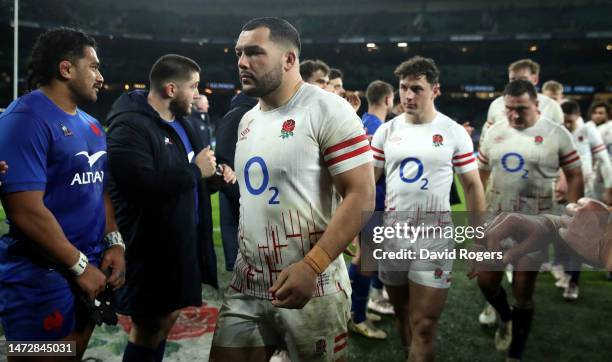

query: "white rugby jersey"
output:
231 83 371 300
478 117 581 213
371 112 477 215
481 93 563 140
571 122 607 182
590 120 612 194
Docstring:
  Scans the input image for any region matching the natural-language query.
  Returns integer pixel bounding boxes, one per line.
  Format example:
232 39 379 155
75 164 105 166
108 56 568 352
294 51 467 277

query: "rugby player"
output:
210 17 374 361
371 56 486 361
0 27 125 361
477 80 583 361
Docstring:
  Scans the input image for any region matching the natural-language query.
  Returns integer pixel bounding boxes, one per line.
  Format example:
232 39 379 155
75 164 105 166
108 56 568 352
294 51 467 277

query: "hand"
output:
269 260 318 309
559 198 609 266
194 146 216 178
0 160 7 186
75 264 107 301
100 245 126 290
219 164 237 184
466 243 487 279
483 212 554 265
555 171 568 203
345 91 361 112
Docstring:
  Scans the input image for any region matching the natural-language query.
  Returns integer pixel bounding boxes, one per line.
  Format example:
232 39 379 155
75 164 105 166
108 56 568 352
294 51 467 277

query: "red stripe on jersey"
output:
324 134 368 156
560 150 577 160
453 157 476 167
561 155 581 166
371 146 384 154
335 332 349 342
373 155 385 161
477 154 488 165
325 145 370 166
592 144 606 153
334 341 348 353
453 152 473 160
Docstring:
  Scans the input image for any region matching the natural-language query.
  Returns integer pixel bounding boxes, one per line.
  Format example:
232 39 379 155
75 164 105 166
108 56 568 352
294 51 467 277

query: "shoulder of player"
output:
301 84 354 116
0 99 47 128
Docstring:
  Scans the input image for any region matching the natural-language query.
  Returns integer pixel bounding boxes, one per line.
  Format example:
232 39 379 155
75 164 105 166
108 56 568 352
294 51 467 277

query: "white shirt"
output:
371 112 477 216
231 83 371 299
590 120 612 189
478 117 581 213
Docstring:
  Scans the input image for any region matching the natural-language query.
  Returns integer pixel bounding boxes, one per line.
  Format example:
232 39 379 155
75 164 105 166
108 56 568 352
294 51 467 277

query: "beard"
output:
169 95 192 119
241 65 283 98
69 81 98 106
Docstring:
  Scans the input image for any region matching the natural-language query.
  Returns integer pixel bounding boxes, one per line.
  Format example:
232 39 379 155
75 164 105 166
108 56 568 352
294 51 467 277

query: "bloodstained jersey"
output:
478 117 581 213
232 84 372 299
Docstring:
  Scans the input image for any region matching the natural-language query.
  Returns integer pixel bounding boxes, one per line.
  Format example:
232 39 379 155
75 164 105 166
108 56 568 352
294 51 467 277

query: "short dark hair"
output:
329 68 343 81
503 80 537 101
366 80 394 106
394 56 440 85
149 54 200 93
242 17 301 55
26 27 97 90
561 101 581 115
300 59 330 80
589 100 611 119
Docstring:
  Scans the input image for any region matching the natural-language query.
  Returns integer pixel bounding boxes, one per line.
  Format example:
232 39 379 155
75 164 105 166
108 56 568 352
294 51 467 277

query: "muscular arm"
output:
479 168 491 192
374 166 384 183
564 167 584 203
1 191 79 267
316 163 375 260
104 191 118 235
458 169 486 212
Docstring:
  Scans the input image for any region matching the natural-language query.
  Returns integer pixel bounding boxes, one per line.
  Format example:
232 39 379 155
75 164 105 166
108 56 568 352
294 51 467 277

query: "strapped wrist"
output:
69 251 89 276
104 230 125 251
304 245 332 275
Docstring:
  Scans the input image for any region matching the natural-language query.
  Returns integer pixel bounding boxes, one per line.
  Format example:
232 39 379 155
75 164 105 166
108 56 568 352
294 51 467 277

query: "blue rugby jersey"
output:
0 90 107 277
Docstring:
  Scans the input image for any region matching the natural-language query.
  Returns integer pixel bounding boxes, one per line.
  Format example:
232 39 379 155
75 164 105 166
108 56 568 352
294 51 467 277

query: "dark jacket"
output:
105 90 217 315
215 93 258 202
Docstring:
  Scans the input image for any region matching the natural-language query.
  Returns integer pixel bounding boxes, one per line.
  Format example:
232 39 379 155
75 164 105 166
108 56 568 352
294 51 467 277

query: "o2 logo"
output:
244 156 280 204
399 157 428 190
501 152 528 179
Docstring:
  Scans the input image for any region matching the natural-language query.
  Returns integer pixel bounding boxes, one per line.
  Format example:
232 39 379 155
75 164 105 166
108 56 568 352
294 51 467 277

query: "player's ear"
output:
164 82 177 98
58 60 74 80
283 50 297 72
432 83 441 98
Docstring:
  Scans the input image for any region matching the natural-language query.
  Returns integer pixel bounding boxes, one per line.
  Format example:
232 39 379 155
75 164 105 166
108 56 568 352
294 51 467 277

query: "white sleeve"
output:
452 124 478 174
589 126 612 188
477 127 491 171
558 128 582 171
319 99 372 176
549 101 564 124
370 126 386 169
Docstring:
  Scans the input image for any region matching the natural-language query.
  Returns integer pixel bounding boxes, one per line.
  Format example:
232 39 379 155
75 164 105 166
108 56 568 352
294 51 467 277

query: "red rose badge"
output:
433 134 444 147
280 119 295 139
534 135 543 145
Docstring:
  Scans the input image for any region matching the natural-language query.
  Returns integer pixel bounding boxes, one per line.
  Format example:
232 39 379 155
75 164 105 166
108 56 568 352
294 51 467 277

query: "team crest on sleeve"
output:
534 135 543 145
280 119 296 139
432 134 444 147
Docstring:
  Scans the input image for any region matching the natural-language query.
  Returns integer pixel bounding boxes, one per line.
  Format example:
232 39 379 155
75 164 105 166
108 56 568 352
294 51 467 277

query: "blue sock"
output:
155 339 167 362
349 263 371 324
371 275 383 290
123 341 156 362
